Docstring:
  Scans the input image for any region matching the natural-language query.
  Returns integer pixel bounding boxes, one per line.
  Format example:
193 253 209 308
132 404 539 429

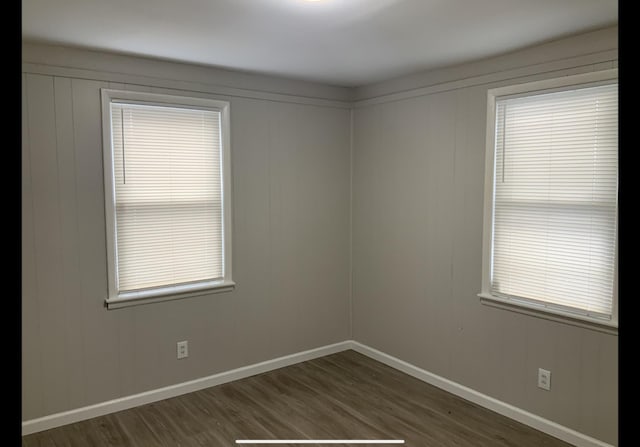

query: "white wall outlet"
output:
177 341 189 359
538 368 551 391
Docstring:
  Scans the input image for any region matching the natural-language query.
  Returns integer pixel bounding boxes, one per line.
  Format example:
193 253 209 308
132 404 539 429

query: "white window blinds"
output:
110 102 224 293
491 83 618 319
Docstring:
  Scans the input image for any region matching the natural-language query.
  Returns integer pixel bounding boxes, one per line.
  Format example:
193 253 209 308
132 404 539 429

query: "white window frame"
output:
101 89 234 309
478 69 618 330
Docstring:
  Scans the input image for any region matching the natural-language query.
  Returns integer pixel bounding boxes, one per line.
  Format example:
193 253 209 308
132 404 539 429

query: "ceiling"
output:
21 0 617 87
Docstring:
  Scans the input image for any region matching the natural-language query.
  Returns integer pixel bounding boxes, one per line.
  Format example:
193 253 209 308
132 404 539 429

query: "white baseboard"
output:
22 340 614 447
21 341 352 436
350 341 614 447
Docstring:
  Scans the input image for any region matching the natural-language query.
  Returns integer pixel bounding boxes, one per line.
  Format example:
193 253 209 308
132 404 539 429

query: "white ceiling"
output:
21 0 617 87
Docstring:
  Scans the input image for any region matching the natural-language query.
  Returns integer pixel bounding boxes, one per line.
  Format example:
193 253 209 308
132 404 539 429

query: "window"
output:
101 90 234 308
479 70 618 327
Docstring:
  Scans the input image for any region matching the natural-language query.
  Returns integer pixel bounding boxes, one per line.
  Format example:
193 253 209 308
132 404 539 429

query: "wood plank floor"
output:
23 350 572 446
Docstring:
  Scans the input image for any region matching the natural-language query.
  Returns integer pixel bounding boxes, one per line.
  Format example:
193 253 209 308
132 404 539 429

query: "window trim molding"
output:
100 89 234 309
479 69 618 328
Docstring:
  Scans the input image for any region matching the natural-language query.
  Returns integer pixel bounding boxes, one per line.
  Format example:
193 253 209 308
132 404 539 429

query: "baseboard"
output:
21 340 352 436
22 340 614 447
350 341 614 447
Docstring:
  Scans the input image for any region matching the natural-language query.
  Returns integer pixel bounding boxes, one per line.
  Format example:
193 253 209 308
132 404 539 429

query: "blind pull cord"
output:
501 105 506 183
121 108 126 184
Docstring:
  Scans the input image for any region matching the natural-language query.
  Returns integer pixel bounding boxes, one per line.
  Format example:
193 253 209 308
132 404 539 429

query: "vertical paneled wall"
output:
22 72 351 421
351 60 618 445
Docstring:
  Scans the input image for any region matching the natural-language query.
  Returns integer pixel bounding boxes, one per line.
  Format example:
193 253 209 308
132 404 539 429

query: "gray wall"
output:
22 59 352 421
23 25 618 446
351 26 618 445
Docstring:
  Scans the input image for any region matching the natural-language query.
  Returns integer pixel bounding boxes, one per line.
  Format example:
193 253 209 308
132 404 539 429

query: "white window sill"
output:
478 293 618 335
106 280 236 309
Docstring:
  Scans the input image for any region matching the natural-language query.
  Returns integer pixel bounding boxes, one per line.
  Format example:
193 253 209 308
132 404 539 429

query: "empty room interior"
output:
21 0 619 446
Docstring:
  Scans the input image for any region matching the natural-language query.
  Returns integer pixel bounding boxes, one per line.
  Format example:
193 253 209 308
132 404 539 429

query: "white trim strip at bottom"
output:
236 441 404 444
23 340 614 447
21 341 352 436
350 341 614 447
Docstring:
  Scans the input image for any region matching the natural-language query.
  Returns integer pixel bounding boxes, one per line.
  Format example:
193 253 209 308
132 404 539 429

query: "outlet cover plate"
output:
538 368 551 390
177 341 189 359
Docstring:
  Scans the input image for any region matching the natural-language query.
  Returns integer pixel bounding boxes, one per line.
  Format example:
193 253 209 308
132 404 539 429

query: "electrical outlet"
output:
538 368 551 391
177 341 189 359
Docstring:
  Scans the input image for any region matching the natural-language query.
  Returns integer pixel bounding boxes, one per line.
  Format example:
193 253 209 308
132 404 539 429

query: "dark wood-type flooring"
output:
23 350 572 446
